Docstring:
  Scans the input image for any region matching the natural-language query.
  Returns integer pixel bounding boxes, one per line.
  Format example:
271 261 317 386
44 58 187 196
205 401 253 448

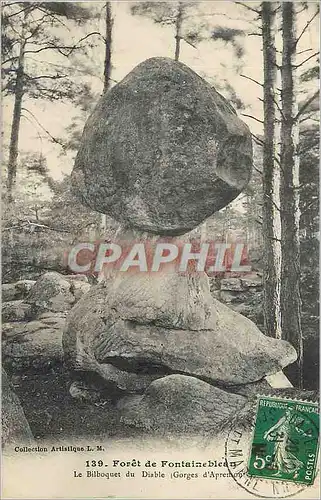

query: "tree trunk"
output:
280 2 303 388
6 37 26 203
102 2 113 232
261 2 282 338
174 2 183 61
103 2 113 93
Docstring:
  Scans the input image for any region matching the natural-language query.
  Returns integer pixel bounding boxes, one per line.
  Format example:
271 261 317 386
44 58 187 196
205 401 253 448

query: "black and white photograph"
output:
1 1 320 498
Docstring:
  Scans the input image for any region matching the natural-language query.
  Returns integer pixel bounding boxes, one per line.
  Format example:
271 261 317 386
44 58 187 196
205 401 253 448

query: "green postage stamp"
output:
248 396 319 485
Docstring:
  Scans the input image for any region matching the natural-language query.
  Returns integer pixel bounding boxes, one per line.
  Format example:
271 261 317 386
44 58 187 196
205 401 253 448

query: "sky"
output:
2 0 320 187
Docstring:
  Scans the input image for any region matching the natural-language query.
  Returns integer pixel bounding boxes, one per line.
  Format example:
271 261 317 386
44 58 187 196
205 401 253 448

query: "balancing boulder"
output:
72 57 252 235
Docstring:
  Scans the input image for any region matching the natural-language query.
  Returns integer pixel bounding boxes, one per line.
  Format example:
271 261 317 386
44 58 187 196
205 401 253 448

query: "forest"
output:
2 0 320 394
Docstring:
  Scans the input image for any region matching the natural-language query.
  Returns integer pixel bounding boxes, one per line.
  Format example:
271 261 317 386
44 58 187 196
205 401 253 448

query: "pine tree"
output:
280 2 302 387
261 1 282 338
103 2 113 92
2 1 94 202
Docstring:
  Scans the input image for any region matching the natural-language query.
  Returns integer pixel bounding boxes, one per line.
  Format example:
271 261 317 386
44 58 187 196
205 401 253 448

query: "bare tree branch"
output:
297 48 313 55
24 13 53 40
6 15 24 38
251 133 264 146
3 221 71 233
24 45 78 56
272 5 281 15
74 31 106 46
295 51 319 68
272 96 286 122
264 193 281 213
253 164 263 175
235 2 261 15
25 74 67 81
296 90 320 119
273 155 284 175
241 113 264 124
295 7 320 47
24 32 104 57
2 56 19 65
268 235 282 242
5 4 34 19
240 74 263 86
21 107 65 147
3 1 29 7
182 37 197 49
36 6 72 32
105 76 119 85
299 112 318 124
21 113 44 148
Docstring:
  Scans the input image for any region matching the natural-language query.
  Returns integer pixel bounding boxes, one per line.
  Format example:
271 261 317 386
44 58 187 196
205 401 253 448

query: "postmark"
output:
225 396 320 498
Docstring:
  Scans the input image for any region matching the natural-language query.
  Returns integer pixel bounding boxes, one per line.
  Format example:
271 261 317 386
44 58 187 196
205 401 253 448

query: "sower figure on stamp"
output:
263 409 304 479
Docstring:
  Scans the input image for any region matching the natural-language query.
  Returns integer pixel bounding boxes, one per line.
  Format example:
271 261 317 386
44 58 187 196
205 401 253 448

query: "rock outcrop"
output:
210 272 263 326
119 375 247 436
3 314 65 372
25 272 76 316
72 57 252 235
2 300 32 322
63 271 296 389
2 280 36 302
2 273 92 373
2 272 92 325
2 369 34 447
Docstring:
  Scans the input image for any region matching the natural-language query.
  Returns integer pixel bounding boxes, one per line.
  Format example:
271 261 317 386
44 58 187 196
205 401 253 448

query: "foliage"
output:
211 26 245 58
59 83 99 152
2 1 95 101
2 170 118 282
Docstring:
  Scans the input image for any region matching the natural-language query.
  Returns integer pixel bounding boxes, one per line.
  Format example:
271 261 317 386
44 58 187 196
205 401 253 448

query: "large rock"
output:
69 280 91 302
119 374 247 436
26 272 75 316
2 314 66 340
2 283 18 302
63 272 296 388
2 370 34 447
220 278 243 291
2 280 36 302
72 57 252 235
227 371 292 398
2 300 32 322
69 365 160 403
64 274 89 283
3 315 64 371
240 273 262 288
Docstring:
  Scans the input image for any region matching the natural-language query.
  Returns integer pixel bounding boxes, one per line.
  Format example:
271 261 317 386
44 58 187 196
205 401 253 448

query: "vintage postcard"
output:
1 1 320 498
